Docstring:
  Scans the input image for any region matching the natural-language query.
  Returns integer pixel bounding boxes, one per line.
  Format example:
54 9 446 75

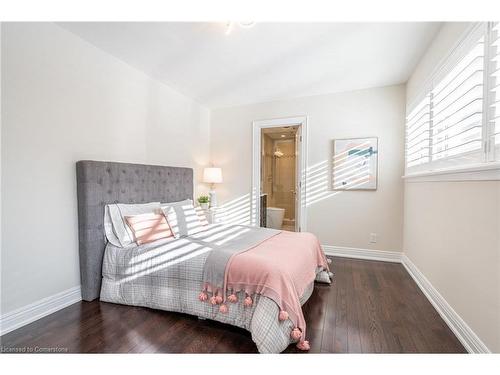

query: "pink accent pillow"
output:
125 212 173 245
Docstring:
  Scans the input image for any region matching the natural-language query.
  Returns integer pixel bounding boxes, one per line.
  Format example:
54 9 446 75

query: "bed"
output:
76 160 331 353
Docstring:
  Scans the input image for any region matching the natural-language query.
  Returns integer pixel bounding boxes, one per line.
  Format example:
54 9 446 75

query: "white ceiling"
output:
58 22 441 109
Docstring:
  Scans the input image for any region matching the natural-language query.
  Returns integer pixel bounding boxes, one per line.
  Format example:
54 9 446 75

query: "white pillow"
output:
161 199 207 237
107 202 160 247
104 205 121 247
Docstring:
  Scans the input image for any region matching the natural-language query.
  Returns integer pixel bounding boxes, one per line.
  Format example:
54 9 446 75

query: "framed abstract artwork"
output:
332 137 378 190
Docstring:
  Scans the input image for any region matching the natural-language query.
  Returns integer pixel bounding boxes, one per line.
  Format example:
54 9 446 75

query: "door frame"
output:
251 116 308 231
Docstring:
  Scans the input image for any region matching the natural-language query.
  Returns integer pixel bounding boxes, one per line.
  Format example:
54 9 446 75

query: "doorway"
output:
252 116 307 232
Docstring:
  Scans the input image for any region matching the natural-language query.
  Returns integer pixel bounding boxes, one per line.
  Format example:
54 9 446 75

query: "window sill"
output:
402 162 500 182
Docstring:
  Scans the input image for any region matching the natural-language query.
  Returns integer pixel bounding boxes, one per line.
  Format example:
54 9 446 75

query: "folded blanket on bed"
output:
201 226 280 294
199 228 330 351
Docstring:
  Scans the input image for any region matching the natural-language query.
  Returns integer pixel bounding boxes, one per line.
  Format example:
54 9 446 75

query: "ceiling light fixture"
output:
238 21 256 28
225 21 256 35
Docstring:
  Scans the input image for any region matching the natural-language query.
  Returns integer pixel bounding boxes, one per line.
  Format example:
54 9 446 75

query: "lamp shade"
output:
203 167 223 184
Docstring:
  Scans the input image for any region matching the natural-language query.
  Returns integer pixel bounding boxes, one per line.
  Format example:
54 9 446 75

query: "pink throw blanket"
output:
214 231 329 350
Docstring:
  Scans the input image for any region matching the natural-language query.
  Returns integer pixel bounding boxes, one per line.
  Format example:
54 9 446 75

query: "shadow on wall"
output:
216 150 374 225
214 193 253 225
214 160 337 226
303 160 340 207
304 142 375 206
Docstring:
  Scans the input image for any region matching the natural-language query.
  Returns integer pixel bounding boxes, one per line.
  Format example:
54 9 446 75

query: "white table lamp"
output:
203 167 223 208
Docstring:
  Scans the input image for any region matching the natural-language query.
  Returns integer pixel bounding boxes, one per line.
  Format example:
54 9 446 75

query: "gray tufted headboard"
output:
76 160 193 301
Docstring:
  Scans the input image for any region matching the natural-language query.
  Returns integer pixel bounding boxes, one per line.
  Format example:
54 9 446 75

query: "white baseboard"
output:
401 255 490 353
0 286 81 336
323 245 402 263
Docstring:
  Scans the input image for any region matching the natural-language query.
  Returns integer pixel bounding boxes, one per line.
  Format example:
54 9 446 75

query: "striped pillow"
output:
124 212 174 245
160 199 209 238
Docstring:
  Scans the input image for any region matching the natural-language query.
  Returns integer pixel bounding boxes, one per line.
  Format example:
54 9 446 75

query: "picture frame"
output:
332 137 378 190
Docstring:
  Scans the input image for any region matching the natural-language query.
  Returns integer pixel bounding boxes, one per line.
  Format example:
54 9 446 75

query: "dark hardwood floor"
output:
0 257 466 353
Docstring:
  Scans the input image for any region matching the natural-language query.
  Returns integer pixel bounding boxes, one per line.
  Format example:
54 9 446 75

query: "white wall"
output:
0 23 210 314
404 181 499 352
210 85 406 252
404 23 500 352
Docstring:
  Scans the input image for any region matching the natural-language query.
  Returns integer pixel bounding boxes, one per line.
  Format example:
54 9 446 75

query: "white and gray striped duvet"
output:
100 223 331 353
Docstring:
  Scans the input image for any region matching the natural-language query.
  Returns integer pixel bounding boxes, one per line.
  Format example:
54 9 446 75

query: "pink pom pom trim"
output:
209 296 218 305
278 310 289 321
198 291 208 302
227 294 238 303
243 296 253 307
296 340 310 351
215 295 223 304
327 258 332 264
219 304 228 314
291 327 302 341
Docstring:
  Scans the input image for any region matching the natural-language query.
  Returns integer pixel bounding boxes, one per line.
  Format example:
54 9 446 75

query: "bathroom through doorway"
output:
252 116 307 232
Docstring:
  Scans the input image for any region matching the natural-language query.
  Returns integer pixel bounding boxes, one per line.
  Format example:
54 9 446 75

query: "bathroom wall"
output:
260 134 296 222
273 139 296 220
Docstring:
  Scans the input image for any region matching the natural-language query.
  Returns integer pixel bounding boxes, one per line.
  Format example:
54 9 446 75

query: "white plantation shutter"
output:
405 22 500 173
430 34 485 163
405 94 431 168
488 22 500 161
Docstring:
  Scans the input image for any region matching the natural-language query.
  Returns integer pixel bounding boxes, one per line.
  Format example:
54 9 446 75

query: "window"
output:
405 94 431 168
405 22 500 174
489 22 500 161
430 36 484 162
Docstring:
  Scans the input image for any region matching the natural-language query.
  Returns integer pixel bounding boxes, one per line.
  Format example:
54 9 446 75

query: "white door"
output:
295 126 302 231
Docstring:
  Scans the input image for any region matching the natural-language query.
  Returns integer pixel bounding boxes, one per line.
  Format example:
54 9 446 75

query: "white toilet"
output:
266 207 285 229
